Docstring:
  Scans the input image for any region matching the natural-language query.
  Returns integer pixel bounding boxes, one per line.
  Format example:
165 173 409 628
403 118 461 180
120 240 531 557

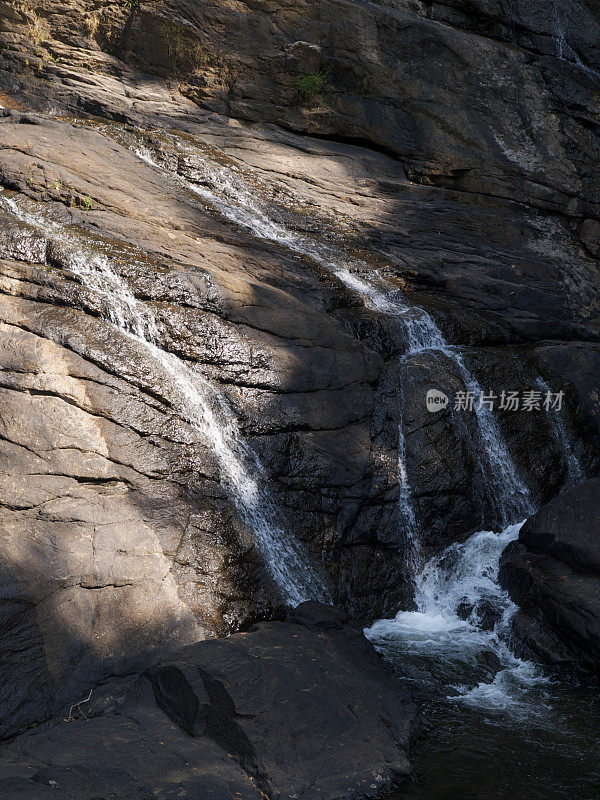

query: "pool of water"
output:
391 679 600 800
366 523 600 799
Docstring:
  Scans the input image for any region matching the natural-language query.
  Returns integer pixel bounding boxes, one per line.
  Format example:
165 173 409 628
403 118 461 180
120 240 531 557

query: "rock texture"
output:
499 478 600 670
0 0 598 749
0 608 416 800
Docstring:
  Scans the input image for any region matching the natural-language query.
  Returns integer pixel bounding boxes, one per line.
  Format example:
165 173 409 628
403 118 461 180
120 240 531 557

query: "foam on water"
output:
0 193 329 607
367 522 550 714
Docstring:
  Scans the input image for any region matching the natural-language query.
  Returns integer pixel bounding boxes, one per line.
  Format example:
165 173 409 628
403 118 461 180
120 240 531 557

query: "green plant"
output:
27 14 50 47
81 195 93 210
161 22 209 74
297 70 327 101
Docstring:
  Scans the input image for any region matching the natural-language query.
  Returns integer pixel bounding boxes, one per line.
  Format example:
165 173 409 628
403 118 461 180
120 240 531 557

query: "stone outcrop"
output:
0 0 598 756
499 478 600 670
0 607 416 800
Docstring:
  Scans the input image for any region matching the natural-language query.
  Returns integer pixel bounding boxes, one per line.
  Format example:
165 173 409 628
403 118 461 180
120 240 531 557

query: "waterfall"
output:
551 0 566 59
0 194 329 607
397 404 420 572
130 132 531 537
366 521 549 713
537 377 584 487
117 128 578 713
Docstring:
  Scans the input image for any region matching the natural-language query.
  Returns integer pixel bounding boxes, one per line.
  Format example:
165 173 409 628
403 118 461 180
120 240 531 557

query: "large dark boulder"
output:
499 478 600 670
0 613 416 800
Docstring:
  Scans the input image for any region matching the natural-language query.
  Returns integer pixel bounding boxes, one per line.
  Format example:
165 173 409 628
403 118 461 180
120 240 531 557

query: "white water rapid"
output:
0 193 329 607
366 522 550 713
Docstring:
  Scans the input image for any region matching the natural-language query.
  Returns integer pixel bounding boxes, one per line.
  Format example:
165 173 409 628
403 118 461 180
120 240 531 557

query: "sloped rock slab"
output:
0 613 416 800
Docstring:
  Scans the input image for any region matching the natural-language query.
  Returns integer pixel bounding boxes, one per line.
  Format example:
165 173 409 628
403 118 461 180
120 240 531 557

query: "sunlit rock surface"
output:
0 0 598 755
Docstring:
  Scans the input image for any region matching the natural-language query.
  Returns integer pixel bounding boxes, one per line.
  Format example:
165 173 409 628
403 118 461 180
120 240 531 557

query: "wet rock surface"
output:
500 478 600 670
0 610 416 800
0 0 598 782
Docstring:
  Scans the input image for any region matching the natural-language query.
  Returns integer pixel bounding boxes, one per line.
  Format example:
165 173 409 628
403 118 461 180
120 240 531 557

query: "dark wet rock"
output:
478 649 503 676
457 597 503 632
519 477 600 572
579 218 600 258
0 621 416 800
290 600 350 629
0 0 597 742
508 611 574 667
499 478 600 670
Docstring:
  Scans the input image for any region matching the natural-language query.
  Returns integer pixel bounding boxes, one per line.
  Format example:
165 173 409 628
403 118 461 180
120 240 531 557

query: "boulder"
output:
0 615 416 800
499 478 600 670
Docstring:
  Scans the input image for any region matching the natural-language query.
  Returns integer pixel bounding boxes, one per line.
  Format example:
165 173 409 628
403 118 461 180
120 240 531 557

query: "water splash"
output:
367 522 549 714
0 194 329 606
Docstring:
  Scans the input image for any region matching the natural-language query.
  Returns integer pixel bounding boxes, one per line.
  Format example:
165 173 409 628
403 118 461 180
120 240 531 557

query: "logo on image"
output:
426 389 449 413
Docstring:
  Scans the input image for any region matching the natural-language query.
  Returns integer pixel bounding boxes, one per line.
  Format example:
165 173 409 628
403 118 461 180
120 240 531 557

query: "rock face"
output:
0 609 416 800
499 478 600 670
0 0 598 748
3 0 600 215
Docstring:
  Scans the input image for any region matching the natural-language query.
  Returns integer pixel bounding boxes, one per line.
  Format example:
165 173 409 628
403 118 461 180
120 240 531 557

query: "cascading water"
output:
551 0 566 60
537 377 584 487
130 131 531 532
366 521 549 712
115 129 587 717
367 521 547 711
0 193 329 607
118 131 554 716
397 410 420 573
125 133 542 690
5 121 597 792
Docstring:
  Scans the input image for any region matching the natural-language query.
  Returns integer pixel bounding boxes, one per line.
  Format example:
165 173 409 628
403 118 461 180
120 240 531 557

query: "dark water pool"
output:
393 679 600 800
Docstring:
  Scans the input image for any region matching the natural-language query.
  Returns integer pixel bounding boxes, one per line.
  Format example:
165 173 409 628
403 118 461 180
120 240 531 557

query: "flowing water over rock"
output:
124 128 577 749
123 127 532 533
367 512 600 797
537 377 585 487
0 192 329 607
367 522 542 711
116 123 600 798
10 120 594 794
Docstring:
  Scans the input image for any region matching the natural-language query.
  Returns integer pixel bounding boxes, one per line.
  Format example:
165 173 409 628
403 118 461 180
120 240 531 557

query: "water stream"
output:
130 131 532 529
0 193 329 607
537 377 584 487
121 128 599 795
4 121 596 793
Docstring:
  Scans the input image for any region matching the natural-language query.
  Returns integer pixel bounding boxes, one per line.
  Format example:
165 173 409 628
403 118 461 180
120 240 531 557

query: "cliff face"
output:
6 0 600 212
0 0 599 735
